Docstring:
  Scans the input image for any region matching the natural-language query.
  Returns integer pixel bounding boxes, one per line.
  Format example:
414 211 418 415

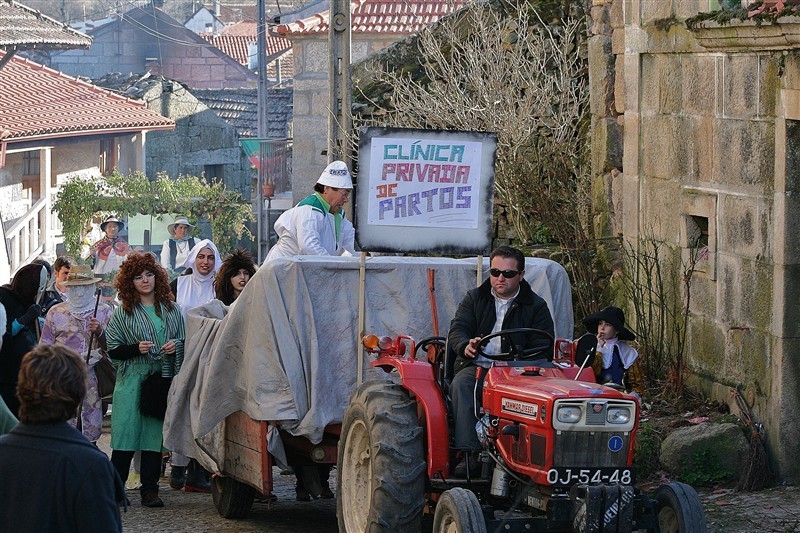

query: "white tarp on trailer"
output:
163 256 573 471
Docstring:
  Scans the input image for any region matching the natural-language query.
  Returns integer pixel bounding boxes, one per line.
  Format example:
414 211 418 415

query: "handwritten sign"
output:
366 138 483 229
357 127 497 254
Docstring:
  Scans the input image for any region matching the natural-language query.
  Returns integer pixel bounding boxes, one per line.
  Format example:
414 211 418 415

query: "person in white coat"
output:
265 160 356 261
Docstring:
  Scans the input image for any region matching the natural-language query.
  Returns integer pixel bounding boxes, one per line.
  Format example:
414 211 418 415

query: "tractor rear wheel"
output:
433 488 487 533
337 380 426 532
210 474 255 519
654 482 707 533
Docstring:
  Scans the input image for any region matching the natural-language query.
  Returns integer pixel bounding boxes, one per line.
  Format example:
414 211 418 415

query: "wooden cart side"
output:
221 411 273 495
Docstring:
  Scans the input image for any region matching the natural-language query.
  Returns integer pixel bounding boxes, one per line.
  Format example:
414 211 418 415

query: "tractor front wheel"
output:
654 482 707 533
433 487 487 533
337 380 426 532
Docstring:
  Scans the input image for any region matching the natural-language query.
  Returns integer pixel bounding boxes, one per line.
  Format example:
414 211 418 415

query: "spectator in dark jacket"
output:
447 246 554 478
0 263 48 416
0 344 125 532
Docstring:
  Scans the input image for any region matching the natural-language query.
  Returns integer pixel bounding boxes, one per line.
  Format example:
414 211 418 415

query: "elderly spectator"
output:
90 215 131 275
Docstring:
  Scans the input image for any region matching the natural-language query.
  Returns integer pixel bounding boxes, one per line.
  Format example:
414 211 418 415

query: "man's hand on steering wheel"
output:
475 328 554 361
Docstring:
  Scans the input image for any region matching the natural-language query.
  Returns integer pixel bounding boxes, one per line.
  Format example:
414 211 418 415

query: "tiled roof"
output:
194 87 293 139
0 0 92 50
217 20 259 37
0 51 174 143
276 0 468 36
200 23 293 78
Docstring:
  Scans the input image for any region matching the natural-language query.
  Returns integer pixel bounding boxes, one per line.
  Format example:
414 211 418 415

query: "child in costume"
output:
583 306 644 403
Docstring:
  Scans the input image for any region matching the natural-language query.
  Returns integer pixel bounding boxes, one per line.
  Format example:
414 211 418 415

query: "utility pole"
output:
257 0 269 262
257 0 269 138
327 0 352 166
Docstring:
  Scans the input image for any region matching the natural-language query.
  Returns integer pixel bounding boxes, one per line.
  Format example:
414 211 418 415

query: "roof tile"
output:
276 0 467 36
0 51 174 142
200 26 293 79
0 0 91 49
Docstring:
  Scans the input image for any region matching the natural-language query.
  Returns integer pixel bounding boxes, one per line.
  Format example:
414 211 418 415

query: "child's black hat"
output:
583 306 636 341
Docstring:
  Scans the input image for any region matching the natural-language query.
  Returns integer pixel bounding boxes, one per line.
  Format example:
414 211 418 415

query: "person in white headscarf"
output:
167 238 220 492
169 239 221 322
265 160 356 261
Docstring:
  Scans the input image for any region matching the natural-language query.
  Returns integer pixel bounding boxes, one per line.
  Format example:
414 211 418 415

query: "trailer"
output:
163 255 573 519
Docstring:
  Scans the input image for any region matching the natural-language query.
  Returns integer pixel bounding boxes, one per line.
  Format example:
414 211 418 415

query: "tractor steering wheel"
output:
476 328 554 361
414 336 446 357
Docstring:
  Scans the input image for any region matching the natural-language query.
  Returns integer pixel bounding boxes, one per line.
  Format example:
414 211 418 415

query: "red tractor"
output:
336 329 706 533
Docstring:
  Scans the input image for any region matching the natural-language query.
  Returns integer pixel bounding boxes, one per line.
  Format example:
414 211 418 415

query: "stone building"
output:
91 73 292 200
588 0 800 481
274 0 466 201
48 5 257 90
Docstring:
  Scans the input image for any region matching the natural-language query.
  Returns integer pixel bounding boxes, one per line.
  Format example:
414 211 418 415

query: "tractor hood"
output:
484 365 632 403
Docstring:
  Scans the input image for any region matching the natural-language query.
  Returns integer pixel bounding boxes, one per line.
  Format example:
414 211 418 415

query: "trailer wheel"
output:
433 488 487 533
654 482 707 533
211 474 255 519
337 381 426 532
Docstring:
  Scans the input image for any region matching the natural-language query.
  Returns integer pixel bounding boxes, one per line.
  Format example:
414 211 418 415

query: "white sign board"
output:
356 127 497 254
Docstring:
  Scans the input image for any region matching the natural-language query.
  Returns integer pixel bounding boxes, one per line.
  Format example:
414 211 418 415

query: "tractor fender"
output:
374 356 451 478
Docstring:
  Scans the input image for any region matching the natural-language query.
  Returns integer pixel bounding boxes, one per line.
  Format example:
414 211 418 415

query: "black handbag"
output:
139 373 172 419
94 354 117 400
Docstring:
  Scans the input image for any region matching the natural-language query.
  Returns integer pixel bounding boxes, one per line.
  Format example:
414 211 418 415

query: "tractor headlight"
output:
556 406 581 423
607 407 631 424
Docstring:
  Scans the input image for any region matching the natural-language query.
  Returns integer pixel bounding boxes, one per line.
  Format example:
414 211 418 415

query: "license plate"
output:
546 467 634 487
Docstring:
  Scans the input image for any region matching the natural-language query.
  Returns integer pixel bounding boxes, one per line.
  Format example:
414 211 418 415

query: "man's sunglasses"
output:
489 268 520 278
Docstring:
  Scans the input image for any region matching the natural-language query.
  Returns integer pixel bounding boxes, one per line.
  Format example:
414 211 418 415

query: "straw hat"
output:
168 216 195 235
61 264 102 286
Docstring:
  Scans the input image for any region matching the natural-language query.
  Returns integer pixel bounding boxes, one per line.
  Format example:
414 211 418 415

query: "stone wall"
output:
138 81 251 199
589 0 800 481
289 35 398 202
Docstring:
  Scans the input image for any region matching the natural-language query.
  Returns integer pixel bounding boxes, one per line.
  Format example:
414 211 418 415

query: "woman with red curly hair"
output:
106 252 185 508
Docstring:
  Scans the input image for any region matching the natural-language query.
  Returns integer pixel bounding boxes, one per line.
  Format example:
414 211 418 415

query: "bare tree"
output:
353 0 599 317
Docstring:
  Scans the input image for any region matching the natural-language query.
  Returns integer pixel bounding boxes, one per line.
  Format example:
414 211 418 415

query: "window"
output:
204 164 224 181
23 151 39 176
687 215 709 250
100 139 116 175
681 191 717 279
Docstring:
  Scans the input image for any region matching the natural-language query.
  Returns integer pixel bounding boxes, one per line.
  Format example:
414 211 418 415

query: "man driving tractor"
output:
447 245 555 478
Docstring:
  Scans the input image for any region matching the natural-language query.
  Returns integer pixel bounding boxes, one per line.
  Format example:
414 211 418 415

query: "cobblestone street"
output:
98 417 800 532
97 425 338 533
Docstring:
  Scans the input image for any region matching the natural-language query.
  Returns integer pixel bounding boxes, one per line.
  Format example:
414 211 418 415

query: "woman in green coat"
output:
106 252 185 508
